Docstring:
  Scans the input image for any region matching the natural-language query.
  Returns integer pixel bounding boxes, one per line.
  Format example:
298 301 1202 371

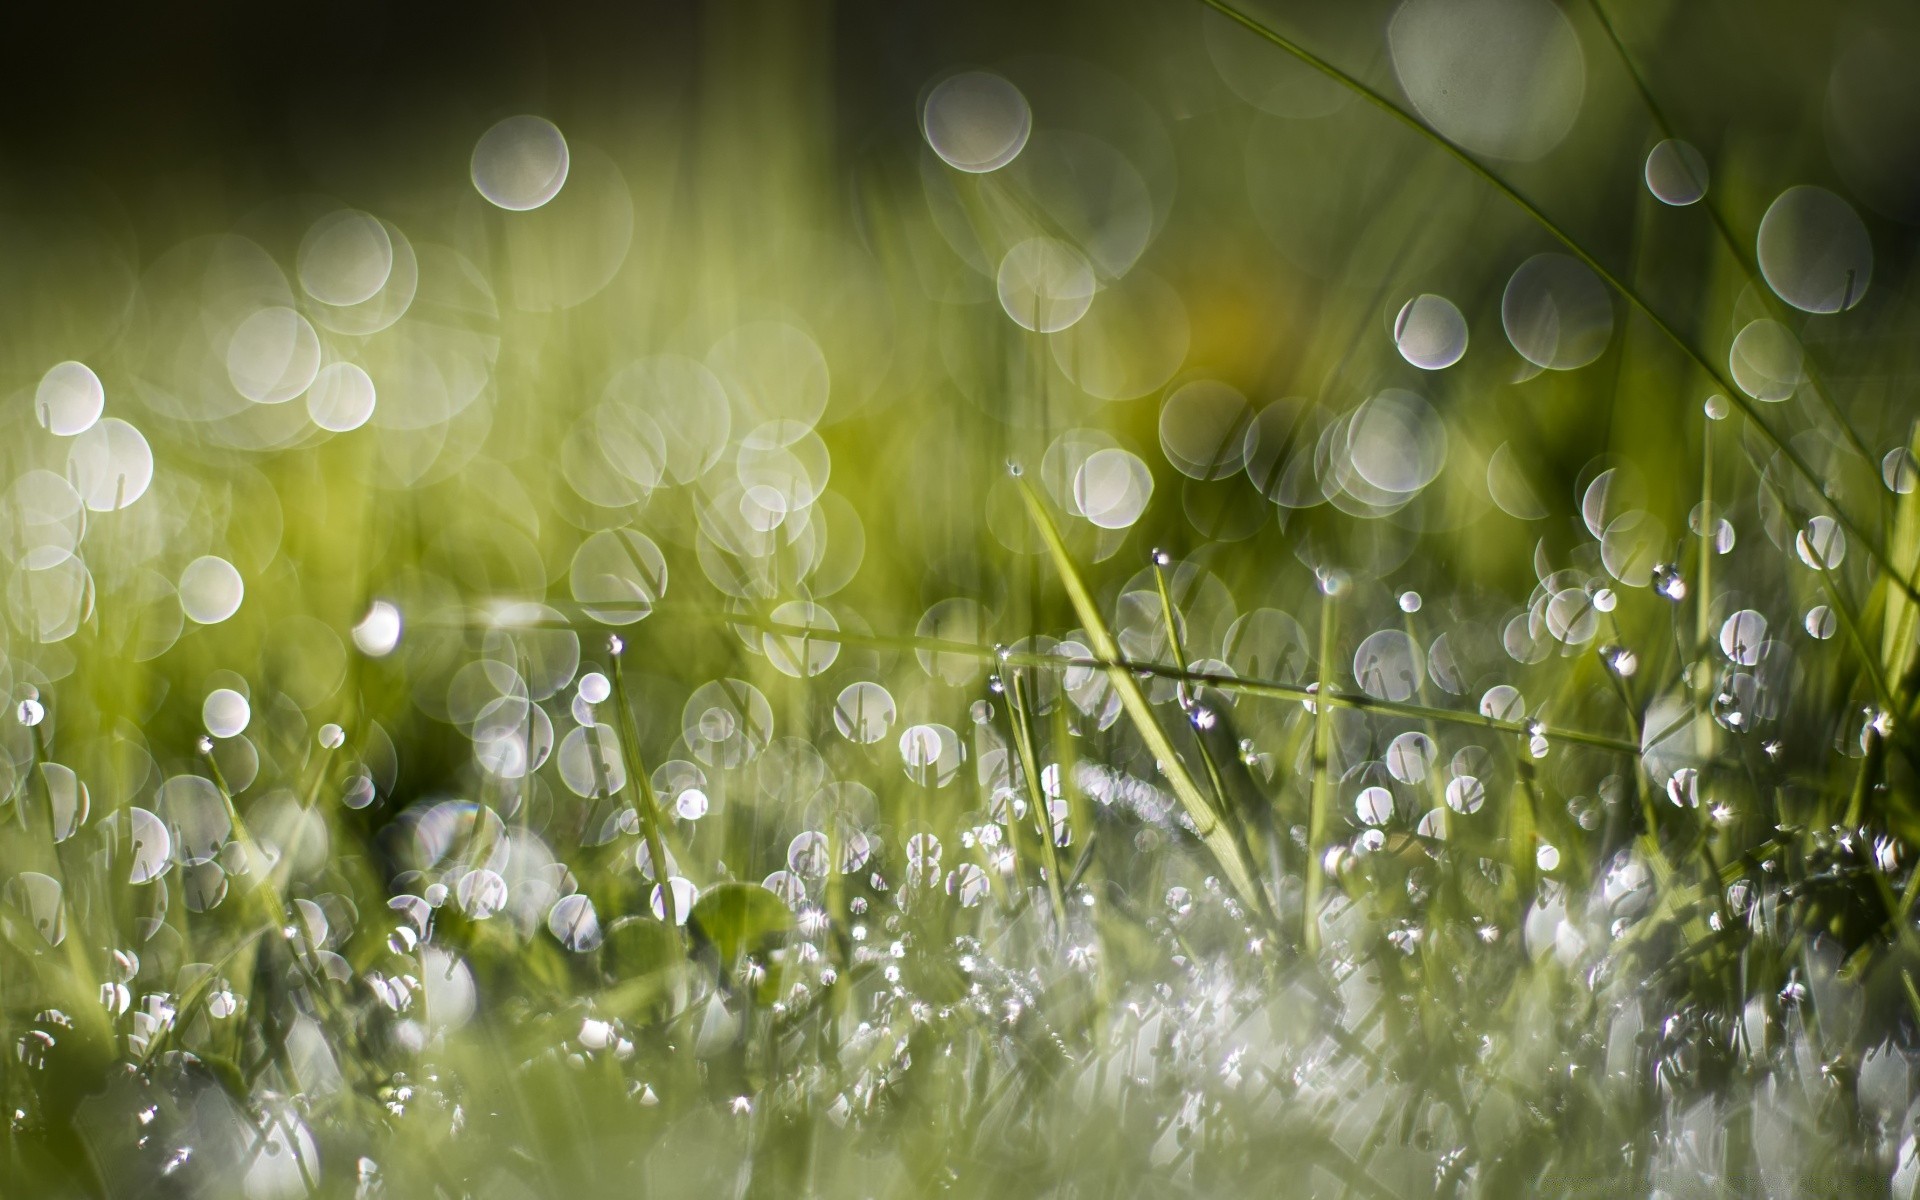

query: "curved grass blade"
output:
1013 476 1270 917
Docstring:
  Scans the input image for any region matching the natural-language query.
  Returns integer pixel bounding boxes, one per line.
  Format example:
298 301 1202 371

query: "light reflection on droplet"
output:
35 361 104 436
306 362 377 433
202 689 251 739
1757 184 1872 313
353 600 402 657
996 238 1095 333
1502 254 1612 370
1387 0 1586 162
298 210 395 307
472 116 571 211
1393 294 1468 369
1644 139 1709 206
179 557 244 625
922 71 1031 173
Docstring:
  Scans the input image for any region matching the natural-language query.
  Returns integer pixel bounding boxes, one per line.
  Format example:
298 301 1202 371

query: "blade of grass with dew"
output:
1002 669 1068 936
1013 475 1270 918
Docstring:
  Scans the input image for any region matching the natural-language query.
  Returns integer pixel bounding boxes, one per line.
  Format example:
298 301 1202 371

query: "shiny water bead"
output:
1805 606 1837 640
549 893 603 950
16 698 44 727
1398 590 1422 613
1652 564 1687 601
1795 516 1846 569
471 115 570 211
353 601 402 657
179 556 245 625
1883 447 1918 494
202 689 250 739
922 71 1030 173
1445 775 1485 815
318 723 346 749
1150 888 1192 926
1757 185 1872 313
1719 609 1768 666
945 864 989 908
1601 644 1639 676
788 831 831 879
1355 786 1394 826
1393 294 1468 370
833 682 897 744
1704 394 1730 420
577 672 611 705
1645 138 1709 205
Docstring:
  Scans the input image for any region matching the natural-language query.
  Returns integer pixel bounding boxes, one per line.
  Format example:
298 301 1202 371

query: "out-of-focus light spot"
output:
471 116 570 211
353 600 402 657
922 71 1031 173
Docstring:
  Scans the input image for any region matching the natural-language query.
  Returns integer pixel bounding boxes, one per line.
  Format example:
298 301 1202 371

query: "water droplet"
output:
1757 184 1872 313
16 699 44 728
1795 515 1846 570
577 672 611 705
1652 564 1687 601
352 601 402 657
34 362 104 437
922 71 1031 173
1393 294 1469 370
1805 605 1837 640
202 689 250 739
471 115 570 211
1882 447 1918 494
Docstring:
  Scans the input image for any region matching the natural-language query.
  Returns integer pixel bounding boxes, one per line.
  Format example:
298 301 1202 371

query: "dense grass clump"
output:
0 0 1918 1195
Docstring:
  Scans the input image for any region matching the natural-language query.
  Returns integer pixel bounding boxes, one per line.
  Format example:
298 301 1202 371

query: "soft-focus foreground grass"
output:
2 0 1920 1195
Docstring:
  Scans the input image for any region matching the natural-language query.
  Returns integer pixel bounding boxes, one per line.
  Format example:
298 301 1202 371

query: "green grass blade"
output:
1013 476 1269 916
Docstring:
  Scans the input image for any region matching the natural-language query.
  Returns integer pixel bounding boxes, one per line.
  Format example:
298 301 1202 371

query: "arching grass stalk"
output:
1196 0 1920 605
607 636 678 931
1012 475 1272 921
1148 552 1274 920
1000 667 1067 940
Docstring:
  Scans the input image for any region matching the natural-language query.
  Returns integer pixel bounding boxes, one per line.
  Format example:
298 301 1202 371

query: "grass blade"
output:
1013 475 1270 917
